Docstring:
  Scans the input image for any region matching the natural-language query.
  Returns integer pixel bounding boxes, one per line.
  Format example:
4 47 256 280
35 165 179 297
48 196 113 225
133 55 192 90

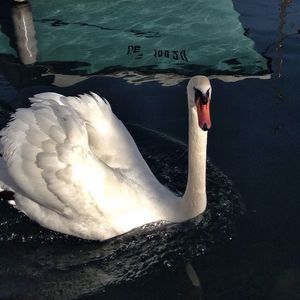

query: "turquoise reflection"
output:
0 0 269 75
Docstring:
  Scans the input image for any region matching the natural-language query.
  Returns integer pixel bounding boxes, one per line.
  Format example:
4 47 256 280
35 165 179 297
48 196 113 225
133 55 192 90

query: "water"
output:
0 0 268 74
0 0 299 299
0 128 241 299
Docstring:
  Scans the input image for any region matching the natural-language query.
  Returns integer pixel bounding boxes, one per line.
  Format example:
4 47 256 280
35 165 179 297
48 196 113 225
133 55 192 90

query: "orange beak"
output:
196 98 211 131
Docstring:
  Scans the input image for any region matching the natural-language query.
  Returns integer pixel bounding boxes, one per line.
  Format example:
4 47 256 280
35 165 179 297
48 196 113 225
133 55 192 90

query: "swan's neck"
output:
182 106 207 219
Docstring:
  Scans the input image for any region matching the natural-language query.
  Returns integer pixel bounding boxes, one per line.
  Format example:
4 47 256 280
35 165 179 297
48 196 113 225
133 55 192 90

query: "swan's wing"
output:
63 92 149 170
0 157 16 192
30 92 148 171
0 94 118 238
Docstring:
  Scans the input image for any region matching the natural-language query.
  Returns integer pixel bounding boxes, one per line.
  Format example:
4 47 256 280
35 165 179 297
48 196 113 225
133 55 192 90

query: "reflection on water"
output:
275 0 293 79
0 0 299 299
0 0 269 75
271 0 293 106
0 125 242 299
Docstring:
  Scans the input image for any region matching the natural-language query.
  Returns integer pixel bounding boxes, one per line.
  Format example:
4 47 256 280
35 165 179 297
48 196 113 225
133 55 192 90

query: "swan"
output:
0 76 212 240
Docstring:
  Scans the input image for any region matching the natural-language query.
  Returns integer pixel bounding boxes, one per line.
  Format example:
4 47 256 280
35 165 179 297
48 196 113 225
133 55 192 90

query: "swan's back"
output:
0 92 171 240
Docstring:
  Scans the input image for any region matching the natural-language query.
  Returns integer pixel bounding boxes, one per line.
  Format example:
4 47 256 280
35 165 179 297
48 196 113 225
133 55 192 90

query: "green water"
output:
0 0 268 75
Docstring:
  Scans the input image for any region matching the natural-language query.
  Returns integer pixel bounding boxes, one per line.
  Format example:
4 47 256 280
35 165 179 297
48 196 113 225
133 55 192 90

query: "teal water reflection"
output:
0 0 268 75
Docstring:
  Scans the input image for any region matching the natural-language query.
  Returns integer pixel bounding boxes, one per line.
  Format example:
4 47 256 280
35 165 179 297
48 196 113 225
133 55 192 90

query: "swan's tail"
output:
0 156 15 205
0 157 10 190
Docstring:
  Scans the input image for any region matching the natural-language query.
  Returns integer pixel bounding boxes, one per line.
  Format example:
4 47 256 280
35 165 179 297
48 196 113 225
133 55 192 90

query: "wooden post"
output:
11 0 37 64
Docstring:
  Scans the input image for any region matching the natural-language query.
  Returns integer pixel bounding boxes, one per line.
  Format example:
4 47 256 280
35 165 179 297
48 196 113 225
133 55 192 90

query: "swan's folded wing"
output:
0 95 112 220
63 92 147 171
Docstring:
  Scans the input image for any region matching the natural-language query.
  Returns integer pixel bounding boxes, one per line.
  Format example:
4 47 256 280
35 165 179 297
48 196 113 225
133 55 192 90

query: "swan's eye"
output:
206 88 210 98
194 88 202 102
194 88 208 105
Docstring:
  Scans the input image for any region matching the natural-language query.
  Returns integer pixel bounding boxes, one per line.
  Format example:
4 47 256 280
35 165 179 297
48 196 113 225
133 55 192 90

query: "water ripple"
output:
0 125 242 299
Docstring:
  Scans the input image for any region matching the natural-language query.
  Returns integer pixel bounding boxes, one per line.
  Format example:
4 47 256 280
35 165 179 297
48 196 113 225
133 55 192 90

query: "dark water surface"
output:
0 0 299 299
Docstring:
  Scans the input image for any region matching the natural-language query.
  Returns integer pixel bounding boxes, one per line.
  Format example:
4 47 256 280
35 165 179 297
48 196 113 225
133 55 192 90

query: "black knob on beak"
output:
202 123 208 131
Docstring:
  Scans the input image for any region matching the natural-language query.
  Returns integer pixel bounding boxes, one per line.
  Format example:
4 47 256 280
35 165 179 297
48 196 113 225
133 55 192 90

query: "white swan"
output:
0 76 212 240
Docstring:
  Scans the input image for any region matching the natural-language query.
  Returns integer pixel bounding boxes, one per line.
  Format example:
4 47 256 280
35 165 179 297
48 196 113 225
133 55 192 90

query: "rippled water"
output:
0 0 299 299
0 0 268 74
0 125 241 299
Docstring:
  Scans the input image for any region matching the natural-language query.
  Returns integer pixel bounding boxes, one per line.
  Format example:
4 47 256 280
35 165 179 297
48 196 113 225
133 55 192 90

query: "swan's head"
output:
187 76 211 131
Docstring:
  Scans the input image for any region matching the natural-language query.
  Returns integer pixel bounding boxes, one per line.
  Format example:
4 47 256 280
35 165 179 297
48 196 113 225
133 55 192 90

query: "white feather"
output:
0 76 211 240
